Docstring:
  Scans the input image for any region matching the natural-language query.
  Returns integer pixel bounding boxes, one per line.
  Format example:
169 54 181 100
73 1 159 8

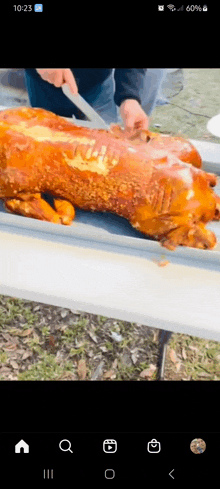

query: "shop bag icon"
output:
147 438 161 453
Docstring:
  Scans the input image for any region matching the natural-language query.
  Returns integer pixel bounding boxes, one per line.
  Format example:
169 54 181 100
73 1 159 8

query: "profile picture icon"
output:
190 438 206 454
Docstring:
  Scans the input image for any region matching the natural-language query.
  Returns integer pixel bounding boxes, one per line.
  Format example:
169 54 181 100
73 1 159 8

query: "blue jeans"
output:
141 69 168 112
24 69 167 125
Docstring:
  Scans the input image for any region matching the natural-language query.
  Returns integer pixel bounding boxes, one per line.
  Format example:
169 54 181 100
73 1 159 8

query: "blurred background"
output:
0 68 219 142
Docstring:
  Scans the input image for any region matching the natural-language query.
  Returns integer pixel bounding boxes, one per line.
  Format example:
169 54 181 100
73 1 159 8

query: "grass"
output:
1 293 220 381
166 334 220 380
151 68 220 142
18 352 75 381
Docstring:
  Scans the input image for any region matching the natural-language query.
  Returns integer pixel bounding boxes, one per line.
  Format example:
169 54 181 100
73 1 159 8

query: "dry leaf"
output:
9 328 22 336
19 328 33 337
91 360 104 380
181 347 187 360
110 331 123 342
131 349 139 364
112 359 118 369
153 331 159 342
3 343 17 351
7 374 18 380
188 346 199 352
33 305 40 312
10 360 19 369
60 372 76 380
140 364 156 379
77 359 87 380
22 351 33 360
60 310 69 318
49 335 55 348
176 362 181 372
1 333 12 341
60 325 68 332
139 369 149 378
0 367 11 373
103 370 115 379
169 348 178 363
88 331 98 343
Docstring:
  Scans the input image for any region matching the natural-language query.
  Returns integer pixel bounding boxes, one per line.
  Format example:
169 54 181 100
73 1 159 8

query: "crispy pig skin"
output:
0 106 219 250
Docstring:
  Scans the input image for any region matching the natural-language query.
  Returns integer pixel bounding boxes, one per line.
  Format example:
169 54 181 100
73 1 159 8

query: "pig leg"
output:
3 192 75 225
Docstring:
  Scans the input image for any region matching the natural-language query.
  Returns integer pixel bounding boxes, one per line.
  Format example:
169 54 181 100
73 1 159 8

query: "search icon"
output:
59 439 73 453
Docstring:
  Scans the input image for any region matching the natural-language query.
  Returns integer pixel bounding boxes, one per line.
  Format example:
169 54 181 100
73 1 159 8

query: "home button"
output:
15 439 29 453
105 469 115 479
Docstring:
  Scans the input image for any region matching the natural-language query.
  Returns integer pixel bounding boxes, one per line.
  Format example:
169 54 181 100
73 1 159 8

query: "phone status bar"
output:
158 5 208 11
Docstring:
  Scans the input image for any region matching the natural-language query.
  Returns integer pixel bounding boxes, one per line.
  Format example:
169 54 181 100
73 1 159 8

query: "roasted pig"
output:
0 107 219 250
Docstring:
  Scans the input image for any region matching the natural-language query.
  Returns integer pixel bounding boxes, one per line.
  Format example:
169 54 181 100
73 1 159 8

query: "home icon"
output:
15 439 29 453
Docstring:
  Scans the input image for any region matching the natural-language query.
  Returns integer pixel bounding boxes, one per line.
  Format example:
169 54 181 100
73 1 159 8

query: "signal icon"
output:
167 4 176 10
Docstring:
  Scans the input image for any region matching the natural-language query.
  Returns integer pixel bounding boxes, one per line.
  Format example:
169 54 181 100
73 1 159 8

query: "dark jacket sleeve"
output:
114 69 147 107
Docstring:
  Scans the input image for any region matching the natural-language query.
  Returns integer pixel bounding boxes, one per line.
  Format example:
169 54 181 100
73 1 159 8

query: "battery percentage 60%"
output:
186 5 204 11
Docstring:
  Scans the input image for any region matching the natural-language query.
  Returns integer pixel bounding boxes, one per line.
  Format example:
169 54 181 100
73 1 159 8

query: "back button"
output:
169 469 175 479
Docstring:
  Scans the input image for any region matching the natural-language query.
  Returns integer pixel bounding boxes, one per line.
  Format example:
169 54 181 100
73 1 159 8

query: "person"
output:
24 68 167 134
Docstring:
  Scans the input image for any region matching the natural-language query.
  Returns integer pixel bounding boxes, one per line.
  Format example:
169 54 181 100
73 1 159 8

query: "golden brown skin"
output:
0 106 219 250
110 124 203 168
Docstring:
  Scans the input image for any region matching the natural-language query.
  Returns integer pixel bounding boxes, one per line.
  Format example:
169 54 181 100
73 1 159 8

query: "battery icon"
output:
34 4 43 11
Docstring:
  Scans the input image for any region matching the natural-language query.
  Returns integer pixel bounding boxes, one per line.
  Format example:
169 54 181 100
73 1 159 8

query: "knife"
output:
62 83 109 130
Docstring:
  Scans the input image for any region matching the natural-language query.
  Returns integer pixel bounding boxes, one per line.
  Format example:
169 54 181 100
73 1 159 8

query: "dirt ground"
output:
0 68 220 381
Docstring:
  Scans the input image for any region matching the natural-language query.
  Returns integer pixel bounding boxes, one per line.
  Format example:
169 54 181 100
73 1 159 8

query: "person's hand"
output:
36 69 78 94
119 99 149 135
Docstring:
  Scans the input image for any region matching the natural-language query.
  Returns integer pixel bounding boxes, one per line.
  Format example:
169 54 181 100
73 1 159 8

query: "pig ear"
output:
206 172 217 187
109 124 126 139
124 129 151 143
139 129 151 142
109 124 123 133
